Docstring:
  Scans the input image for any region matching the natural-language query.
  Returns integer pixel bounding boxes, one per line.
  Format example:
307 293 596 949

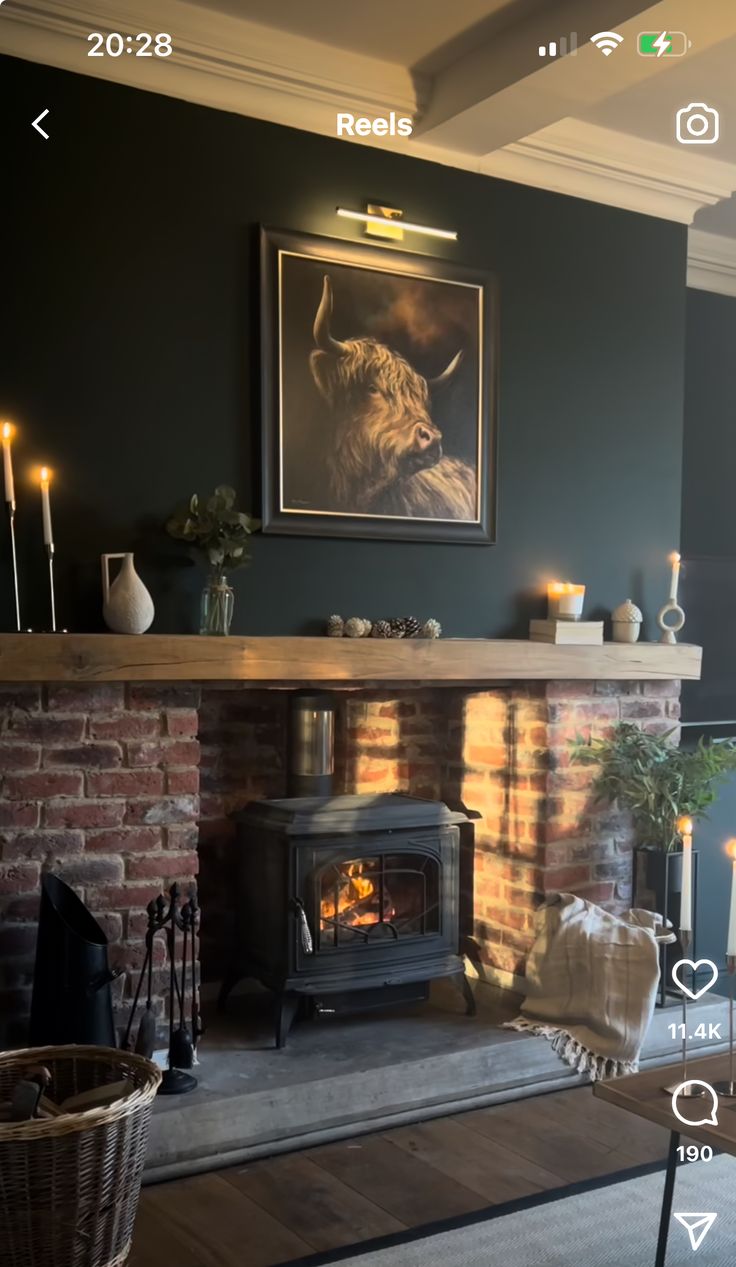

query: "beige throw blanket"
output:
504 893 676 1080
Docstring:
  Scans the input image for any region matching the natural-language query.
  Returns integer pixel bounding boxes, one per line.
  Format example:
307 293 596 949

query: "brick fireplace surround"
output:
0 675 681 1042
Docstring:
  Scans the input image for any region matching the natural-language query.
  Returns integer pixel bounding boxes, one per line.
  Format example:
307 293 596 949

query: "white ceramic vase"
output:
102 553 154 634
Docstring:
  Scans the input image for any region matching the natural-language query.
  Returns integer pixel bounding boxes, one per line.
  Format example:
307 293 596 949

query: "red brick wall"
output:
0 684 201 1041
0 677 681 1041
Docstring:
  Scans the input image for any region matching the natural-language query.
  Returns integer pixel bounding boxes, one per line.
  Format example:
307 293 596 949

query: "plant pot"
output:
633 844 699 1007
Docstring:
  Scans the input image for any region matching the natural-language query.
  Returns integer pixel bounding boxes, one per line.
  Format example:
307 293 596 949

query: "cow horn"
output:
313 276 348 355
429 350 463 388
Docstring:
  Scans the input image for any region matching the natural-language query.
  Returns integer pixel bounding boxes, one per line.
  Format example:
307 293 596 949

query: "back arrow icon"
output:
32 109 50 139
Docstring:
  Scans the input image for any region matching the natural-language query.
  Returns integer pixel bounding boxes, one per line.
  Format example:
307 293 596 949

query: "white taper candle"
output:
726 841 736 957
669 551 681 602
679 816 693 933
40 467 53 546
2 423 14 505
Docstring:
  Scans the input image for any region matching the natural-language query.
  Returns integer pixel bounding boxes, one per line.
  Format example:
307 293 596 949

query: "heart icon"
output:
671 958 719 1000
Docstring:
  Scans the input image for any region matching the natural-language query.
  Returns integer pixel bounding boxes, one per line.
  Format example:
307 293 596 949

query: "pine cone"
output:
389 618 407 639
326 614 344 637
421 618 442 639
403 616 421 638
371 619 391 638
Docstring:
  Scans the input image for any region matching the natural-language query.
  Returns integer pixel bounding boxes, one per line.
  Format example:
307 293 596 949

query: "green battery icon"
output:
637 31 688 57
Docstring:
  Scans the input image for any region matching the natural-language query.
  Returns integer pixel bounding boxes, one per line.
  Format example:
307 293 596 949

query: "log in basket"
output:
0 1045 161 1267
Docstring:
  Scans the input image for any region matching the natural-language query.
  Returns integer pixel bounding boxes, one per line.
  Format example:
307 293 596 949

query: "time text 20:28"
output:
88 33 173 57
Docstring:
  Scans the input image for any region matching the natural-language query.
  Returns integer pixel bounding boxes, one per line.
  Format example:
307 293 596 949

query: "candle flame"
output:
669 551 681 564
677 815 693 836
2 422 13 441
40 466 51 484
547 582 584 595
726 839 736 861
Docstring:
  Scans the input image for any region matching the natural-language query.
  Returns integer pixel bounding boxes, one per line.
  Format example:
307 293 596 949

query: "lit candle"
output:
2 423 14 505
669 552 681 602
726 840 736 958
547 582 585 621
39 467 53 546
678 815 693 933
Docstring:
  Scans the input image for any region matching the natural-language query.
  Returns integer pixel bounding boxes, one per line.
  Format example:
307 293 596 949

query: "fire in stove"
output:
320 860 395 931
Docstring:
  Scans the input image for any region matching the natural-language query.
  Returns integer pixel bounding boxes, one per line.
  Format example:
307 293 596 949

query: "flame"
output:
726 839 736 861
677 815 693 836
39 466 51 486
321 861 394 930
1 422 13 442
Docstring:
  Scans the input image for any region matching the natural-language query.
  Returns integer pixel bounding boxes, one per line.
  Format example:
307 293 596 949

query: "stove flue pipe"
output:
287 691 335 797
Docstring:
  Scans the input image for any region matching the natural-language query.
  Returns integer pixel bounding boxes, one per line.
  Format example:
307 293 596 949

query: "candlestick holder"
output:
657 599 685 645
6 500 21 631
46 543 57 633
713 955 736 1099
664 930 705 1095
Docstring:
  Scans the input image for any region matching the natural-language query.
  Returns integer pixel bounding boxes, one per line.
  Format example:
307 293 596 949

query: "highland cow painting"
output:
260 228 497 543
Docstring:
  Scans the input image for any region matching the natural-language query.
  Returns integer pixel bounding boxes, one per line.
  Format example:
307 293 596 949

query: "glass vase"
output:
200 574 234 636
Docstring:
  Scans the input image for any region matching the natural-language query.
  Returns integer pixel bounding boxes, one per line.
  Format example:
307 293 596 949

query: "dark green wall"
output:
1 55 687 635
682 288 736 557
681 286 736 972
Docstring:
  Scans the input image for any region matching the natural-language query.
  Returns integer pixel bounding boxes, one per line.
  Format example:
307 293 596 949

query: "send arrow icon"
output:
674 1213 718 1251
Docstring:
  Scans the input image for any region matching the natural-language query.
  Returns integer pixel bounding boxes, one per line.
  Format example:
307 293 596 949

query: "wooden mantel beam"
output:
0 634 702 684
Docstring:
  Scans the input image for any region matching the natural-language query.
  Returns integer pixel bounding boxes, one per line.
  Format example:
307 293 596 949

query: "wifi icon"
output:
590 30 624 55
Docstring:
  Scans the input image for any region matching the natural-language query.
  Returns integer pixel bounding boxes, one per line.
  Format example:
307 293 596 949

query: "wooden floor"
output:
130 1086 670 1267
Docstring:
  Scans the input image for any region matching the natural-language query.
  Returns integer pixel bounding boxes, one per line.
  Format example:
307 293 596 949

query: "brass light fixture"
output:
336 204 457 242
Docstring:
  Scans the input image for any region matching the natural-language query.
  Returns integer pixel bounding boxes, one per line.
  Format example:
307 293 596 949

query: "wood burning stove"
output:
220 793 475 1046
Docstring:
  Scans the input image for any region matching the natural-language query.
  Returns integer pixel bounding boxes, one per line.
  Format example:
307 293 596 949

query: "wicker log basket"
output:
0 1045 161 1267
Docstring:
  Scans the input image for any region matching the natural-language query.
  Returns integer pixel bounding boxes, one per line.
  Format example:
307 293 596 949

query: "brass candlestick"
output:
6 500 21 630
664 929 704 1096
714 955 736 1099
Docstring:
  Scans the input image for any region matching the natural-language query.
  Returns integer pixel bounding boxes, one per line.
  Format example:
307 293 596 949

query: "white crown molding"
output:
687 229 736 297
477 120 736 225
2 0 424 131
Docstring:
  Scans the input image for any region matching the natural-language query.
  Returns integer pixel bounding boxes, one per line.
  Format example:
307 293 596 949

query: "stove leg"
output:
275 991 300 1048
453 971 477 1016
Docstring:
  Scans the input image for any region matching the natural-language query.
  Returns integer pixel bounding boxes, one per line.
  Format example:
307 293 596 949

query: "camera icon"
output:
676 102 719 145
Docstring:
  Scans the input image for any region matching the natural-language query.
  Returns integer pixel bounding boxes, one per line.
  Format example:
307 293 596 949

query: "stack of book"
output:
529 619 603 645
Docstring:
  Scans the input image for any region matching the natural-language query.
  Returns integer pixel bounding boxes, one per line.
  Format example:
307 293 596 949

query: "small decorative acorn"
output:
421 618 442 639
389 617 407 638
611 599 642 644
326 614 344 637
371 619 391 638
403 616 421 638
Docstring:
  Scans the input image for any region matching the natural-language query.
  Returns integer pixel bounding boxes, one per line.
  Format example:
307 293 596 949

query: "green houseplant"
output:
166 486 259 635
572 722 736 852
574 722 736 993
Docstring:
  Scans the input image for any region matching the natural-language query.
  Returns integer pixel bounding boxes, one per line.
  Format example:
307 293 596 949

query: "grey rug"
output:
298 1154 735 1266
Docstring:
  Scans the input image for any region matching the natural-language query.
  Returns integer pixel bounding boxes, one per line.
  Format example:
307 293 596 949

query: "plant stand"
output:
633 846 699 1008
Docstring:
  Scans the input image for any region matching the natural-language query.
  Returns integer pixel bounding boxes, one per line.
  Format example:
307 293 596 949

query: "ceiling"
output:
3 0 736 289
193 0 533 70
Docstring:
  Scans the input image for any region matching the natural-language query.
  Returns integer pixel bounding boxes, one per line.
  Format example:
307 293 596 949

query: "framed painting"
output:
260 227 498 543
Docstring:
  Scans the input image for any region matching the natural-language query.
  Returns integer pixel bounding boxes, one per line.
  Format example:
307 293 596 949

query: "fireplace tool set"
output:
123 883 202 1094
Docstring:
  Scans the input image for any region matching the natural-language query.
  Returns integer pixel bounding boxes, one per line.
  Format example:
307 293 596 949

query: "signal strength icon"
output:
590 30 624 55
538 32 578 58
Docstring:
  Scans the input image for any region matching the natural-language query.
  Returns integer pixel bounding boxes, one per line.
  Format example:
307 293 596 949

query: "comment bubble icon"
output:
671 1080 719 1126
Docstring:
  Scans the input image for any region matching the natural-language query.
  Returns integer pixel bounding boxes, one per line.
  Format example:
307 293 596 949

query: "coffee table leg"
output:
655 1130 680 1267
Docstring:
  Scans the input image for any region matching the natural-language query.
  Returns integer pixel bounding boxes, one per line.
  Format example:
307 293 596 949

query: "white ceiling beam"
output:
688 229 736 296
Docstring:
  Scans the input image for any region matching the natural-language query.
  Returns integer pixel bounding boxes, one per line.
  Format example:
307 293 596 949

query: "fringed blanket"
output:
504 893 676 1080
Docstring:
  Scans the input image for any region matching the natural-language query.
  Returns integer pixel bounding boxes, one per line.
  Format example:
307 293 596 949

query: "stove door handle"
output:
290 897 314 955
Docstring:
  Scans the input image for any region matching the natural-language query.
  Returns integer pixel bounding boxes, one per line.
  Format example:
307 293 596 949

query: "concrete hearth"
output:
144 984 730 1183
